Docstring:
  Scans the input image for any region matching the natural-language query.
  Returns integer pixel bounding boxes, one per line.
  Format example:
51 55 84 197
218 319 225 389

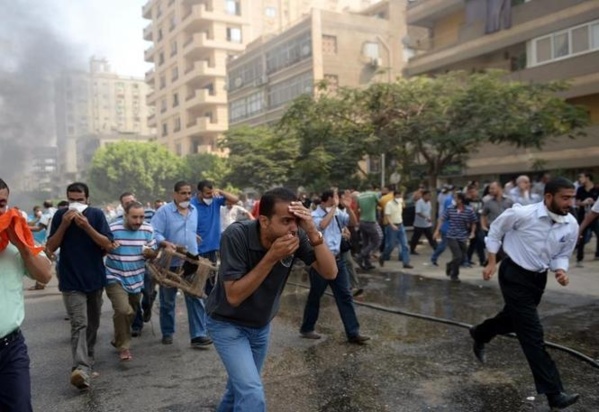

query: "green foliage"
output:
220 125 298 192
89 141 183 202
181 153 231 188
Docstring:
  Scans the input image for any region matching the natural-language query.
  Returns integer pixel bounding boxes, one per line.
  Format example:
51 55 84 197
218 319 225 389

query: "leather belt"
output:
0 328 21 349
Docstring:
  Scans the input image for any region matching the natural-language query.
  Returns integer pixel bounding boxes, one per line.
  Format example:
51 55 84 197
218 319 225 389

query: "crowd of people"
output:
2 170 598 411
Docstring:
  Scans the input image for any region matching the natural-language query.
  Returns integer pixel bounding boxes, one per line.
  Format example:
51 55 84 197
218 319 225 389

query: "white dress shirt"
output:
485 202 578 273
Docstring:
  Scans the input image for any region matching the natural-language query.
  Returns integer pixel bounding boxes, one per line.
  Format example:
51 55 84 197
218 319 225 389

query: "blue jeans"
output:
431 231 448 263
382 224 410 265
159 285 208 340
0 331 32 412
207 317 271 412
300 257 360 339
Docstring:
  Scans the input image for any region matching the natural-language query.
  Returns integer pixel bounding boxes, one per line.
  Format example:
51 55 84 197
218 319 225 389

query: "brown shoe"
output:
300 331 321 340
348 335 371 345
70 369 90 390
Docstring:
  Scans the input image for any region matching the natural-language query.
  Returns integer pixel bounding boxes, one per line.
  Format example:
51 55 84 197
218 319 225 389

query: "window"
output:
172 93 179 107
157 28 163 41
158 52 165 65
226 0 241 16
228 57 264 91
265 7 276 18
530 19 599 66
268 72 313 109
322 35 337 54
174 117 181 132
160 76 166 89
363 42 380 59
161 99 167 112
265 32 312 75
227 27 242 43
170 39 178 56
162 122 168 136
169 14 176 31
172 66 179 81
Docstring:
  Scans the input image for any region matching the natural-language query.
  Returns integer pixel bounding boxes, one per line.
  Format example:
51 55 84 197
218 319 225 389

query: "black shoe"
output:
411 251 420 255
348 335 371 345
403 264 414 269
161 336 173 345
378 255 384 267
352 288 364 297
142 309 152 323
431 260 438 267
469 327 486 363
450 276 461 283
191 336 213 349
131 328 142 337
547 392 580 410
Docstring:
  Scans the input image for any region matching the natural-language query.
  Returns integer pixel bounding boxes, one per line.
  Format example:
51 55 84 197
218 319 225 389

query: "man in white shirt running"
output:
469 177 580 410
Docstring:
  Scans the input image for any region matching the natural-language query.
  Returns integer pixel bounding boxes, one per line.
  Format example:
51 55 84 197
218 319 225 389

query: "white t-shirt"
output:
592 198 599 214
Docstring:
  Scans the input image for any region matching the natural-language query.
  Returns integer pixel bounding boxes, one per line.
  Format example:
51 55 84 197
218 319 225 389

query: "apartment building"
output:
405 0 599 179
141 0 380 157
227 0 407 128
55 57 154 183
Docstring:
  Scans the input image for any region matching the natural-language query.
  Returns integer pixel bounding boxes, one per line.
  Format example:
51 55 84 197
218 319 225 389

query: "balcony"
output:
186 89 226 110
406 1 599 75
407 0 463 27
186 116 226 136
143 23 153 41
509 51 599 98
183 32 245 58
145 69 155 84
181 3 244 33
144 46 156 63
142 0 152 19
183 61 224 82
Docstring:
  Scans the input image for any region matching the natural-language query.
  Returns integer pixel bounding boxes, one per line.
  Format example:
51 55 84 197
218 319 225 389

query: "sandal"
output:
119 349 132 361
28 283 45 291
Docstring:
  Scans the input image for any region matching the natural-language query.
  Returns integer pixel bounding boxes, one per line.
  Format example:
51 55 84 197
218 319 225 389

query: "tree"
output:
278 87 375 192
220 125 298 192
181 153 231 188
89 141 183 202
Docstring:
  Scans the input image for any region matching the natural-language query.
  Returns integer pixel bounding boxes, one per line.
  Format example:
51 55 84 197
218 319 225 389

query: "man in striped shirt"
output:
105 201 155 361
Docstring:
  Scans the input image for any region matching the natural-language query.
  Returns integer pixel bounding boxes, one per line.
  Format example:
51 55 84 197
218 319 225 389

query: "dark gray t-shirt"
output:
482 196 514 225
206 220 316 328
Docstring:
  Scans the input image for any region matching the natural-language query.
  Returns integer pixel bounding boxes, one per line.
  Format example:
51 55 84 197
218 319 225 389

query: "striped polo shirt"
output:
106 221 155 293
442 205 477 241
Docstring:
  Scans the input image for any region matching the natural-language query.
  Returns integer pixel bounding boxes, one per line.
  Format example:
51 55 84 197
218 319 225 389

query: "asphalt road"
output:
21 253 599 412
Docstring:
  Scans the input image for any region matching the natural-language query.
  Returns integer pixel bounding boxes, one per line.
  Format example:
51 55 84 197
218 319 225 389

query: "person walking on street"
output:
380 189 413 269
206 188 337 411
574 172 599 267
470 178 580 410
355 187 382 270
105 201 156 361
433 192 476 282
410 190 437 255
0 178 52 411
46 182 114 390
300 190 369 344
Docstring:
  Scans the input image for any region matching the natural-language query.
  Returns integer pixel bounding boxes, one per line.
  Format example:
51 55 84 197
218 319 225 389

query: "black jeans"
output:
0 331 32 412
576 219 599 262
467 226 486 265
472 258 563 395
410 227 438 253
447 238 467 279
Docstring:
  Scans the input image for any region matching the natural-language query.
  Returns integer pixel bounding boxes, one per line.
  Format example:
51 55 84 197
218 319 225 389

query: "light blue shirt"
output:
151 202 198 266
312 207 349 256
485 202 578 273
508 187 542 205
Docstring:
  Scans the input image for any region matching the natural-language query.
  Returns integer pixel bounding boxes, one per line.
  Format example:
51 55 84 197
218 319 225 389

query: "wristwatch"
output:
309 231 324 247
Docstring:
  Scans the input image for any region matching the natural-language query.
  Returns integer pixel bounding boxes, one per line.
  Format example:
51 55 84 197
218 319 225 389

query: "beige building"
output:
405 0 599 179
227 0 407 128
141 0 380 157
55 57 154 183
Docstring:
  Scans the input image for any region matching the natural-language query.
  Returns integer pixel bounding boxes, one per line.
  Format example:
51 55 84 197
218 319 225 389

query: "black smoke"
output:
0 1 81 200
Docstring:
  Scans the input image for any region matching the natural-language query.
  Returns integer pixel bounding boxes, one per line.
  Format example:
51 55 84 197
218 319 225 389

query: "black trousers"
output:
410 227 438 253
473 258 563 395
0 331 32 412
446 239 467 279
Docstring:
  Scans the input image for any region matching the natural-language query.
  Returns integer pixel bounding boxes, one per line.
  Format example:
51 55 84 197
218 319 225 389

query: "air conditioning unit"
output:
370 57 383 68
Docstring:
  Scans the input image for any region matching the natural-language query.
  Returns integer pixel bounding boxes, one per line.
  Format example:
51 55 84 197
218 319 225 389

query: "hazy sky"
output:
56 0 151 77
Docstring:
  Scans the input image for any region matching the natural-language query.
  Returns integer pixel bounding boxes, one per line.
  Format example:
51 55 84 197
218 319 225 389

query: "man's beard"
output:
548 199 569 216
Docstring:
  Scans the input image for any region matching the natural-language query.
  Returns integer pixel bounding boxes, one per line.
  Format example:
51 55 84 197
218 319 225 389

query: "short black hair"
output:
43 200 53 208
67 182 89 198
321 189 335 203
0 178 10 194
455 192 467 203
544 177 575 196
197 180 213 192
422 189 431 196
57 200 69 208
580 172 593 182
119 192 135 202
174 181 191 192
260 187 297 218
